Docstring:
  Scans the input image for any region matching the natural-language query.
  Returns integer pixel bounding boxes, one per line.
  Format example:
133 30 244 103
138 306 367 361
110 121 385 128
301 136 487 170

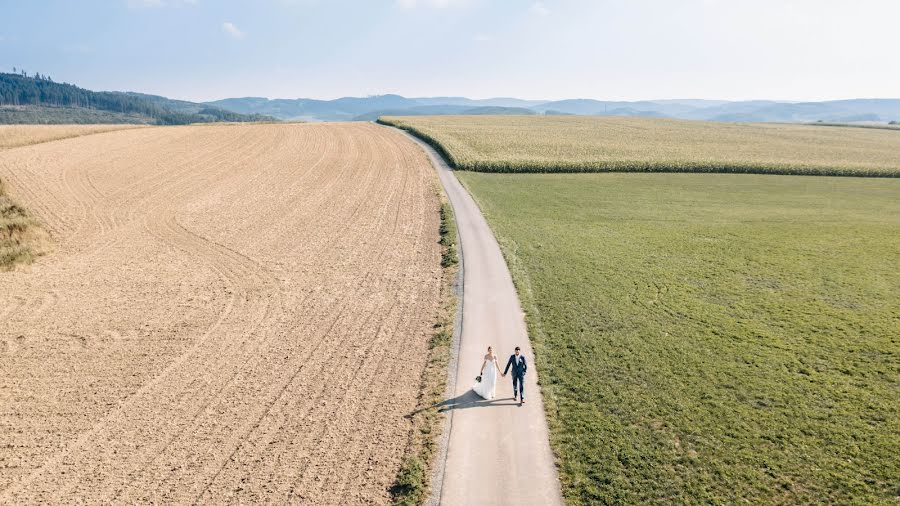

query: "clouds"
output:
126 0 196 7
19 0 900 102
529 2 550 16
395 0 472 8
221 22 246 40
126 0 165 7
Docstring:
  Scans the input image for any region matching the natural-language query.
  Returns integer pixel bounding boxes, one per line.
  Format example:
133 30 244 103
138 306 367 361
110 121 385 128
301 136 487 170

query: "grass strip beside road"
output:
391 196 459 506
456 172 900 504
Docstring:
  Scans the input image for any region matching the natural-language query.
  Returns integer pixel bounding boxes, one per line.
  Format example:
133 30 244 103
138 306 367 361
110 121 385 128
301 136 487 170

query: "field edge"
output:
0 177 49 270
390 184 460 506
378 116 900 178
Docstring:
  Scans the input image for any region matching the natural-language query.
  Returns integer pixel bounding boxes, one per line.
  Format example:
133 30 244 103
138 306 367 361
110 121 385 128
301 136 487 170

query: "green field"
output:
379 116 900 176
456 172 900 504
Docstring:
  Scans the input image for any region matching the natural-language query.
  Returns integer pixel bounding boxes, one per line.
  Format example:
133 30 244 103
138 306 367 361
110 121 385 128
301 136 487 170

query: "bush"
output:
390 456 426 506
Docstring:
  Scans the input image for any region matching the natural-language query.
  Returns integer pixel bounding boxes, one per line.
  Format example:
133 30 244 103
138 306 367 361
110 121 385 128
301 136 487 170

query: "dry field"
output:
0 124 140 150
380 115 900 176
0 123 441 504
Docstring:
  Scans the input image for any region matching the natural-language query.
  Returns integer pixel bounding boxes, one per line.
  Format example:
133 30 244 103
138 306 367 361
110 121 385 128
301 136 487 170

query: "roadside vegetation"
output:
379 116 900 176
456 172 900 504
392 196 459 505
0 178 46 269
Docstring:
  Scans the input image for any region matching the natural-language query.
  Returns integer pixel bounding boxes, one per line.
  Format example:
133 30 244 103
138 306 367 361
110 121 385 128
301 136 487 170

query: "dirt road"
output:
396 130 564 505
0 123 441 504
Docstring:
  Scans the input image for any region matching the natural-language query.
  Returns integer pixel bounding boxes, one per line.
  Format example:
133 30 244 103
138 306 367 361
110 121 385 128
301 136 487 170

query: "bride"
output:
473 346 503 400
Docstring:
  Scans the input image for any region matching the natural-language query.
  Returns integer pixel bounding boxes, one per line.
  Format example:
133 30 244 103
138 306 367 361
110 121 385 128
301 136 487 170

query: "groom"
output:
503 346 527 404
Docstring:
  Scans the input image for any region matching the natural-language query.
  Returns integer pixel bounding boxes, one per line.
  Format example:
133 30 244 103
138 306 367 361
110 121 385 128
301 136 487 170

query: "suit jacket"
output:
503 354 527 377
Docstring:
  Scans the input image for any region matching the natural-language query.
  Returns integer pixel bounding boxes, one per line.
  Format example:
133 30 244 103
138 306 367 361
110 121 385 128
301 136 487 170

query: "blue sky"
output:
1 0 898 102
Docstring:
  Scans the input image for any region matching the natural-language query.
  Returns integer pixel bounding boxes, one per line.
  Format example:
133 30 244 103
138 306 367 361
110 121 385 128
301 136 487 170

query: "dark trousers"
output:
512 374 524 399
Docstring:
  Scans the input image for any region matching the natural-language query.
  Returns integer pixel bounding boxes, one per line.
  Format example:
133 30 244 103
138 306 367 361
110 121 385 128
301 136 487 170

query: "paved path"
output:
397 130 564 506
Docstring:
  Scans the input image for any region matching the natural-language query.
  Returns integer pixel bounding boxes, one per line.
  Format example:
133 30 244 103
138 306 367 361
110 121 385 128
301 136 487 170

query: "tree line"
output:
0 72 271 125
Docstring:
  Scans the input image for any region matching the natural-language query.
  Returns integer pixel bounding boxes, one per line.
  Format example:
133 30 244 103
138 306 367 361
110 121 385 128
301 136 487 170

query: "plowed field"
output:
0 122 441 504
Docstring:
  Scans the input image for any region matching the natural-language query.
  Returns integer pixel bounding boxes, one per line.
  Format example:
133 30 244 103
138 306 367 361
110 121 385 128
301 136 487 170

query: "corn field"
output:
379 115 900 177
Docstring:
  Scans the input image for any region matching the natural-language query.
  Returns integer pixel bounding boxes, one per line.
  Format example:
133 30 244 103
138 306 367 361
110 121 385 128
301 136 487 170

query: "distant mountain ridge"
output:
2 70 898 125
207 94 900 124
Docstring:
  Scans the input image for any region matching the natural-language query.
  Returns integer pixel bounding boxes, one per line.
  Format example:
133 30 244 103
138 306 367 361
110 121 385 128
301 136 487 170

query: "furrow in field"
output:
0 122 441 505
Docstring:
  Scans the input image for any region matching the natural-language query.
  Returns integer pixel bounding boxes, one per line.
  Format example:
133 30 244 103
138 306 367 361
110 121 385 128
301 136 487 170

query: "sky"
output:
1 0 898 102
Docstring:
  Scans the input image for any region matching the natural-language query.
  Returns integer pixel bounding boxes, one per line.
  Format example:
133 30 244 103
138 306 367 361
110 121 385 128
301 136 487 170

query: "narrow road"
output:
397 130 564 505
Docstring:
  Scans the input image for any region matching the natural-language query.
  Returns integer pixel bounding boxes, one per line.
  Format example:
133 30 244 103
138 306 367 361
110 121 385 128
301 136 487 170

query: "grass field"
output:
0 106 154 125
380 116 900 176
456 172 900 504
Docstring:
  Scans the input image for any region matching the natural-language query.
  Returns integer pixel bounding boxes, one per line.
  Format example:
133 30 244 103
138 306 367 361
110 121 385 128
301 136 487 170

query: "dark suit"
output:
503 354 527 400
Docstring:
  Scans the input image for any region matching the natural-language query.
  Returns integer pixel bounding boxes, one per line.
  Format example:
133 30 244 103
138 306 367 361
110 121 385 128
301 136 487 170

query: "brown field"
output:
0 124 141 150
0 123 441 504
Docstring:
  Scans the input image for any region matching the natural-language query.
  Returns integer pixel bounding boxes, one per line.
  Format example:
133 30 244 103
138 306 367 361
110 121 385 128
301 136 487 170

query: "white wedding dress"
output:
473 357 499 400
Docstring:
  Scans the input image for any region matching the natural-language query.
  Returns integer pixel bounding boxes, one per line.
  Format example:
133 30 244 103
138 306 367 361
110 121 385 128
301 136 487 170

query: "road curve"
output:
394 129 564 506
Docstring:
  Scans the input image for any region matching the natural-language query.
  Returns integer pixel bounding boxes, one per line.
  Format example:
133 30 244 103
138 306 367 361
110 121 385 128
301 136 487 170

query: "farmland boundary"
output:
378 116 900 177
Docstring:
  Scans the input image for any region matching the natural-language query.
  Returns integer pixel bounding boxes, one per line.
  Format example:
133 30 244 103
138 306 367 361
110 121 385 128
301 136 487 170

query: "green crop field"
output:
379 116 900 177
455 172 900 504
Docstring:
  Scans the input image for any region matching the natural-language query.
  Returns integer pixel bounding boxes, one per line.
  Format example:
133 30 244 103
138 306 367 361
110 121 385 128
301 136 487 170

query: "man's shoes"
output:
513 394 517 401
521 399 525 404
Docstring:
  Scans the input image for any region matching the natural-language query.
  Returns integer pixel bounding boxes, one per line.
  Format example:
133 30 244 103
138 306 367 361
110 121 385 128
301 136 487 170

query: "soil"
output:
0 122 441 504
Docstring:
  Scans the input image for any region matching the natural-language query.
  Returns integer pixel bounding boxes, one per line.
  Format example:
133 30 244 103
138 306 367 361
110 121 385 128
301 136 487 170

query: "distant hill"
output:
5 70 896 125
206 94 421 121
352 105 536 121
0 73 274 125
544 110 576 116
211 96 543 122
207 93 900 124
352 105 472 121
461 106 536 116
412 96 547 108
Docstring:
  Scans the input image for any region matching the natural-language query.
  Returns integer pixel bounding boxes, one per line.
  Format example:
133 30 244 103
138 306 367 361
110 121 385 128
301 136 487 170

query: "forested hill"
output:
0 72 274 125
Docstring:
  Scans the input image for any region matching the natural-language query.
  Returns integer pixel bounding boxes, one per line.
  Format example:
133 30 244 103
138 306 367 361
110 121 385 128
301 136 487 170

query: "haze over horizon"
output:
2 0 898 103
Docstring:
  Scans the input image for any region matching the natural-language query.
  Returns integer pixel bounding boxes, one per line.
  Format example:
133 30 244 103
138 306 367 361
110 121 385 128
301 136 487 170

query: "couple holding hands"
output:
474 345 527 404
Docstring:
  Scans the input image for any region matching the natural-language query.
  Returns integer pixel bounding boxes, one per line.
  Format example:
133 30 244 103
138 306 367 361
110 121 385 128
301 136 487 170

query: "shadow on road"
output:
437 390 521 412
405 389 521 418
